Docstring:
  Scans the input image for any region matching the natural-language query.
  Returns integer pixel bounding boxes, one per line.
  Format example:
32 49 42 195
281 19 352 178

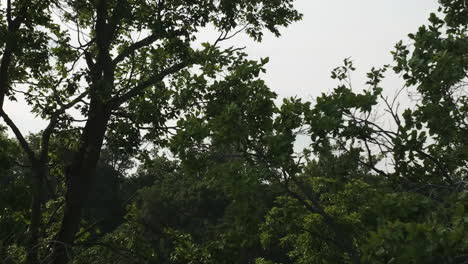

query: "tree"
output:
3 1 466 263
74 154 278 264
71 43 294 263
255 1 468 262
0 0 301 263
0 127 29 264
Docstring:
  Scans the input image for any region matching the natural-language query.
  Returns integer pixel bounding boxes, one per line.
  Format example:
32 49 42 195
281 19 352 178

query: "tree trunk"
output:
25 164 45 264
50 102 111 264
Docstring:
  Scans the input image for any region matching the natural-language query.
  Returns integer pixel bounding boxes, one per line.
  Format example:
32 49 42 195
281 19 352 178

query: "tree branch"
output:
40 90 88 162
0 1 28 108
0 110 37 163
108 60 190 108
6 0 12 25
113 34 159 65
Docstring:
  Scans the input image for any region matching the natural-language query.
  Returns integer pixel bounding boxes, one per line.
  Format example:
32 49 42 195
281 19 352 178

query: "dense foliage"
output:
1 0 467 264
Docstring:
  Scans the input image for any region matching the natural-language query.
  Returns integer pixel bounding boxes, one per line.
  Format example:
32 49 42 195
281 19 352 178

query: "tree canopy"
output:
0 0 467 264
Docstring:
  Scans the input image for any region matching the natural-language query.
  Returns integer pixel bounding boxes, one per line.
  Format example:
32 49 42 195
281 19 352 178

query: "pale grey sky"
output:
4 0 439 135
223 0 439 100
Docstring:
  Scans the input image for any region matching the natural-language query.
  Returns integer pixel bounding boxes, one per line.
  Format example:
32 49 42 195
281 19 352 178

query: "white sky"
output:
226 0 439 100
4 0 439 135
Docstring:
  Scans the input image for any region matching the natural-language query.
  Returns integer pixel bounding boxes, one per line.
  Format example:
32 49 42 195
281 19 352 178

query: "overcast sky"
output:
224 0 439 100
4 0 439 135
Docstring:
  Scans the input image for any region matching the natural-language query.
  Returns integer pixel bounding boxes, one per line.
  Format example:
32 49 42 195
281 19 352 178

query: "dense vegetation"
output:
0 0 467 263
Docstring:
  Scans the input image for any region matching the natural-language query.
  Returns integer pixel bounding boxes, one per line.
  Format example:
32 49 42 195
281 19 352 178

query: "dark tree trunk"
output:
25 164 45 264
50 1 116 262
51 102 111 264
